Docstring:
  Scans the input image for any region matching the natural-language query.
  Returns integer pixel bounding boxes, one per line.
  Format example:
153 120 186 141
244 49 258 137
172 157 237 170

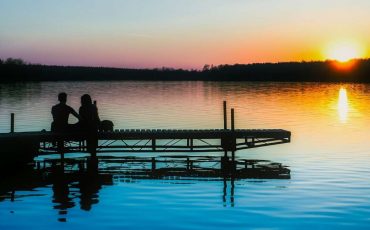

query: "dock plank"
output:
0 129 290 141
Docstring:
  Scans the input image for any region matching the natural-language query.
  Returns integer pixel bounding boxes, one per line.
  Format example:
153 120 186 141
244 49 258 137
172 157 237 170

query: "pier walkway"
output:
0 128 290 154
0 102 291 169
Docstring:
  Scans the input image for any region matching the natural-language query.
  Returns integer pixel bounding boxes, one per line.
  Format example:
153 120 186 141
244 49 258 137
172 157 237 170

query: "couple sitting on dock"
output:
51 92 112 133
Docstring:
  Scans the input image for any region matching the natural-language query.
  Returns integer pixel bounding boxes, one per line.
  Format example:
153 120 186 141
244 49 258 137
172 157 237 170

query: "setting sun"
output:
326 42 364 62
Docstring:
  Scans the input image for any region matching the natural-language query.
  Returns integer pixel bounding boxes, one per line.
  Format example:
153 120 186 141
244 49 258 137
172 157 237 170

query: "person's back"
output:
79 94 100 132
78 94 100 156
51 92 79 132
79 104 100 130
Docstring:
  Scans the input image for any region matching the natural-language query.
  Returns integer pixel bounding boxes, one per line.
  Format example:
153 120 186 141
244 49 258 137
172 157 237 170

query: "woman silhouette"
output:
79 94 100 132
79 94 100 156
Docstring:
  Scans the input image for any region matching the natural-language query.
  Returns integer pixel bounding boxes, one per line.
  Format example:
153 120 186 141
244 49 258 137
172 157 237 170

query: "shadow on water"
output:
0 155 290 222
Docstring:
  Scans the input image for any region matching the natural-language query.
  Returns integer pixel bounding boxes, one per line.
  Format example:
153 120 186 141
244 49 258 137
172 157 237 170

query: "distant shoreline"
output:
1 59 370 83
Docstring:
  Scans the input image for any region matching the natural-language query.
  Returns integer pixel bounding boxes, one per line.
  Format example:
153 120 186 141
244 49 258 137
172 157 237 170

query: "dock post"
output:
57 138 65 173
221 156 229 174
10 113 14 133
57 139 64 154
223 101 228 157
231 108 236 172
86 134 98 158
223 101 227 130
231 108 235 131
60 150 65 173
231 151 236 173
78 162 82 172
152 139 156 151
151 157 156 172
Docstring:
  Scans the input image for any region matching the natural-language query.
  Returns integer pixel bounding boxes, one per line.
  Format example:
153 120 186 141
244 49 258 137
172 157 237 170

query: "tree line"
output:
1 57 370 82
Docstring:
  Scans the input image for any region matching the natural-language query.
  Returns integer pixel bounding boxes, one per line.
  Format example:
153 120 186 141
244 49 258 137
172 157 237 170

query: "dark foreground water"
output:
1 81 370 229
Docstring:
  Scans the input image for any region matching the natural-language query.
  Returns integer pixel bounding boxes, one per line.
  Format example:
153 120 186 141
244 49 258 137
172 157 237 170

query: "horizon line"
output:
1 57 369 71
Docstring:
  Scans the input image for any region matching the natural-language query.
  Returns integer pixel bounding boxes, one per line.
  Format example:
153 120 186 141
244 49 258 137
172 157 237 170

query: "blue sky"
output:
1 0 369 68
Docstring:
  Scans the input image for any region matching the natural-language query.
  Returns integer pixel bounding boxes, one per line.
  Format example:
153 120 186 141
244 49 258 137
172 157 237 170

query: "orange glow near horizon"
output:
323 41 367 71
330 59 358 71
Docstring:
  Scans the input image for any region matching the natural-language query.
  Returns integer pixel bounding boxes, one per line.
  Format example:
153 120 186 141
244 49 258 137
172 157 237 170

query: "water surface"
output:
1 81 370 229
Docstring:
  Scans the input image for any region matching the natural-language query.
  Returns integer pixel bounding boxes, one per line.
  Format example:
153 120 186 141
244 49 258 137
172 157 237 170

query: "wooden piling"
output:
231 108 235 131
224 102 229 157
10 113 14 133
221 156 229 173
231 106 236 171
223 101 227 130
151 157 156 171
152 139 156 151
60 151 65 172
78 161 84 172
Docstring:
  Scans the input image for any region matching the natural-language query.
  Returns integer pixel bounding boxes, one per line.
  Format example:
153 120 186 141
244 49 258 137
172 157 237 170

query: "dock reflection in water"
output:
0 155 290 221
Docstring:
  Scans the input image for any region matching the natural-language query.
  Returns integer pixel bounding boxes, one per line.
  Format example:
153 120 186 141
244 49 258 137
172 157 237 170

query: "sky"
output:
0 0 369 69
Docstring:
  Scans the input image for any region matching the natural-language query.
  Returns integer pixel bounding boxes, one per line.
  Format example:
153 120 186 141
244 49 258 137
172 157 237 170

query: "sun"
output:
326 42 363 62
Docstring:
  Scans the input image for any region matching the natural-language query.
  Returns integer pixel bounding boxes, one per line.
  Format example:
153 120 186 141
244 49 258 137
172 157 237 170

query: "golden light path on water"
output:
338 87 349 123
2 82 370 229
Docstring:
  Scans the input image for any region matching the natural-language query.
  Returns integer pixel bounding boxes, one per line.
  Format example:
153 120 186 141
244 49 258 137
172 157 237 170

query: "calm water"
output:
1 81 370 229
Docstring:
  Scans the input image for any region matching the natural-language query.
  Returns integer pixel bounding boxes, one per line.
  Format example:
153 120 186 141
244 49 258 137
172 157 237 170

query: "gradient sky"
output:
0 0 369 69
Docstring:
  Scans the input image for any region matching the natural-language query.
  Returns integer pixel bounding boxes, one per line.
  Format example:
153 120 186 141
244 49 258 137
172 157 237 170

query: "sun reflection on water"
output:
338 87 349 123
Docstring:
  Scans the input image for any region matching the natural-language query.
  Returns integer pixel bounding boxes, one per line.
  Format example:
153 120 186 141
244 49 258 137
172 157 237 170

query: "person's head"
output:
81 94 92 106
58 92 67 104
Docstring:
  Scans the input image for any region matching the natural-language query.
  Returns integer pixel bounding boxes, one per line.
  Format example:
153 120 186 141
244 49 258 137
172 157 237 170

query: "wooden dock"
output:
0 102 291 169
0 128 290 154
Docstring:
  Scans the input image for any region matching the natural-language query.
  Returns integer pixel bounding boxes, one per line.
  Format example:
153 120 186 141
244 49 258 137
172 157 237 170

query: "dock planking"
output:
0 128 291 154
0 128 290 139
0 102 291 170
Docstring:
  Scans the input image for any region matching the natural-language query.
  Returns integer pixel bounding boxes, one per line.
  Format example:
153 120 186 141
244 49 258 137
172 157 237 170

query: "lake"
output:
1 81 370 229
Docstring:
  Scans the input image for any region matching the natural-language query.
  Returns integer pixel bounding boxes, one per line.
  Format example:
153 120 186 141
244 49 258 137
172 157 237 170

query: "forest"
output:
1 58 370 82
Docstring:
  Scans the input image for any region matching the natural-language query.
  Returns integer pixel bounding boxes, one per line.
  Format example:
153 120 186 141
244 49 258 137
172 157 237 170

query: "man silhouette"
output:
51 92 79 132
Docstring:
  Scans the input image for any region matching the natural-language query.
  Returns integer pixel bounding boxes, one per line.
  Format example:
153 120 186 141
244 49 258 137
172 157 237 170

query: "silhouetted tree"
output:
5 58 26 65
203 64 210 71
0 59 3 65
1 58 370 82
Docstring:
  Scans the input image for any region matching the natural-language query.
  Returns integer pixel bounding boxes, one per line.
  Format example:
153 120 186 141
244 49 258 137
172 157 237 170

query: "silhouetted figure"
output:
51 92 79 132
78 157 101 211
79 94 100 155
52 171 75 222
79 94 100 132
